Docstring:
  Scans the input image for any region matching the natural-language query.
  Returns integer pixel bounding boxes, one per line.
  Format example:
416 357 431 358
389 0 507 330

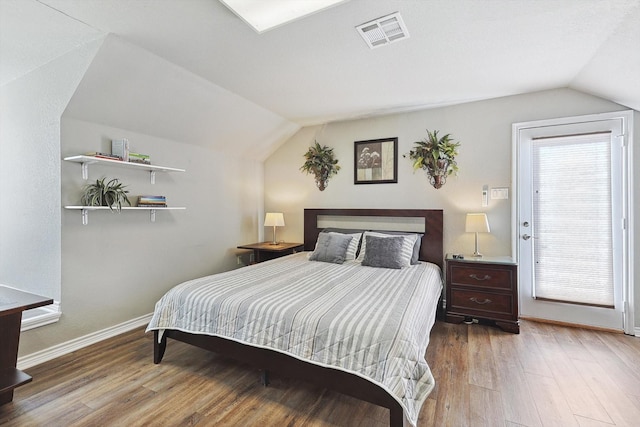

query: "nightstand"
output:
445 254 519 333
237 242 304 263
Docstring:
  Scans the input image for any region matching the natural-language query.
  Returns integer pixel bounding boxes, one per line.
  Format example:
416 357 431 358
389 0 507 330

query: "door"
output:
514 112 632 332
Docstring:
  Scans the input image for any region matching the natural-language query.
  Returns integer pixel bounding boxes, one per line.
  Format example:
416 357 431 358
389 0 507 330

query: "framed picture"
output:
354 137 398 184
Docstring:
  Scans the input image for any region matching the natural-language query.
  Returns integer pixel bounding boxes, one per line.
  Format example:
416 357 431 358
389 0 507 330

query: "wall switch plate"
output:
482 185 489 207
491 187 509 199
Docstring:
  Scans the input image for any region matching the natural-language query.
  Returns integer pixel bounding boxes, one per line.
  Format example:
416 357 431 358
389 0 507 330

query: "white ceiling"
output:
1 0 639 128
218 0 348 33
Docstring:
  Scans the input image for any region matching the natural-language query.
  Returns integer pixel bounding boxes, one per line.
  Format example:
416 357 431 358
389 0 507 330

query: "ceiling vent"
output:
356 12 409 49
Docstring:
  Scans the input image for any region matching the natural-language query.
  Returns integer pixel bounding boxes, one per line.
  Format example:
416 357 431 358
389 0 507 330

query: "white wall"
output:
63 35 300 161
4 49 637 362
264 88 639 329
0 37 104 301
634 110 639 332
17 117 263 355
8 35 273 356
13 117 262 352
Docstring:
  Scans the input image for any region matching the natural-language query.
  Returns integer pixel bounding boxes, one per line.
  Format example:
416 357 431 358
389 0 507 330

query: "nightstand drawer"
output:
446 256 519 333
450 264 513 290
449 289 513 318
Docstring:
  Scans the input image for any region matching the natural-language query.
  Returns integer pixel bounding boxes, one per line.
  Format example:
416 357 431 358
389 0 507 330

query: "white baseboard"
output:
21 302 62 332
635 327 640 337
17 313 153 370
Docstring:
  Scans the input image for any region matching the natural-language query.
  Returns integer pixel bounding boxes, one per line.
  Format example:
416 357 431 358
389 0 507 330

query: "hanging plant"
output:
81 177 131 212
300 141 341 191
404 129 460 189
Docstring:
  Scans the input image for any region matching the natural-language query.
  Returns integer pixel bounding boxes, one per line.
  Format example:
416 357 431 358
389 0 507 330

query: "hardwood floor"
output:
1 320 639 426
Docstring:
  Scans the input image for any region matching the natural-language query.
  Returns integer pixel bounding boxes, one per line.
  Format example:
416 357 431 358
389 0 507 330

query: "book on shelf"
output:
128 152 151 164
137 195 167 207
111 138 129 162
138 195 166 201
84 152 123 161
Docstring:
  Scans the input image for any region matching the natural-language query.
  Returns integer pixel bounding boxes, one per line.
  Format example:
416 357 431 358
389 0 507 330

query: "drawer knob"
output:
469 274 491 281
470 297 492 305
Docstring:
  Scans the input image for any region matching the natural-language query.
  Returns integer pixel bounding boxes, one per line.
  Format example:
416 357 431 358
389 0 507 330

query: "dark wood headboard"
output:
304 208 444 270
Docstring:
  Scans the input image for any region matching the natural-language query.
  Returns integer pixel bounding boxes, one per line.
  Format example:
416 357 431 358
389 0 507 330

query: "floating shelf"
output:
64 206 186 225
64 155 185 183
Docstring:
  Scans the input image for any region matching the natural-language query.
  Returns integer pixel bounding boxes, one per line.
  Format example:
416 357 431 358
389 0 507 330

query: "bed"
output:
147 208 444 426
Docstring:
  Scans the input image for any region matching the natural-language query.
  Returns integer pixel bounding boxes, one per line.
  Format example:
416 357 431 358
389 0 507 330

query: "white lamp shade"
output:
465 213 490 233
264 212 285 227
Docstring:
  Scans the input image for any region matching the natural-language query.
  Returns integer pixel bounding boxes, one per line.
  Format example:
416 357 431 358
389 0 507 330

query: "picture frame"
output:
354 137 398 185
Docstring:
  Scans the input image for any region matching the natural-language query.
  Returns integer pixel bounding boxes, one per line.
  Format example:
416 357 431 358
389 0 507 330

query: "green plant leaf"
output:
300 140 340 190
405 129 461 181
81 177 130 212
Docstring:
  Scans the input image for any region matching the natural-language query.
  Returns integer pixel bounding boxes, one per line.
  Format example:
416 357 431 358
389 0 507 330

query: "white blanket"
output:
146 252 442 426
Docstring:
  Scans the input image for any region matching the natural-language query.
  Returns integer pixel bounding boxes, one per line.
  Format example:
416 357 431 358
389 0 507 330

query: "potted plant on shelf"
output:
81 177 131 211
300 141 341 191
404 129 460 189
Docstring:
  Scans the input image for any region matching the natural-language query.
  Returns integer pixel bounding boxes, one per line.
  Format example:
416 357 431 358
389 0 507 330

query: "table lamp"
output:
264 212 285 245
465 213 490 257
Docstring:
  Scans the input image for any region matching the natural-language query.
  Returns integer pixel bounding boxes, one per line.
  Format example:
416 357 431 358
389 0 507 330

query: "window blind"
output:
531 132 614 307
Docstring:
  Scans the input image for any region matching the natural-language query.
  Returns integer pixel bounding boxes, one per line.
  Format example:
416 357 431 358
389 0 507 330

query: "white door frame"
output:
512 110 635 335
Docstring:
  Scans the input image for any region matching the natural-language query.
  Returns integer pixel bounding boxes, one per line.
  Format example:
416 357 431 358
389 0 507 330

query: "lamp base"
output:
270 226 278 245
472 232 483 257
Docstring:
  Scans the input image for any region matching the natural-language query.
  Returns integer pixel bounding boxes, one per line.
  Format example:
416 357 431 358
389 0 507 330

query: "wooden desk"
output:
237 242 304 264
0 286 53 405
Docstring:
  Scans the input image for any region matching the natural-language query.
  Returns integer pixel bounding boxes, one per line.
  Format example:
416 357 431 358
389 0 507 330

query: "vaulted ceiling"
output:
2 0 639 137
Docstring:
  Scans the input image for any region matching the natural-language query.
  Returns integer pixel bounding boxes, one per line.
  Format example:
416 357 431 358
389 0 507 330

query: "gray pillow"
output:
322 228 365 259
376 231 423 264
356 231 416 267
361 235 405 269
309 233 353 264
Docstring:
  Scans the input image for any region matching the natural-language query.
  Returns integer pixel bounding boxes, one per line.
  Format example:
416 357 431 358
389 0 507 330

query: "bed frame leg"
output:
260 369 270 387
154 330 167 364
389 405 404 427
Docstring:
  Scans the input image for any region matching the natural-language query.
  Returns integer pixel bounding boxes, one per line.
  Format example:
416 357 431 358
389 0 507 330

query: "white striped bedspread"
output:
146 252 443 426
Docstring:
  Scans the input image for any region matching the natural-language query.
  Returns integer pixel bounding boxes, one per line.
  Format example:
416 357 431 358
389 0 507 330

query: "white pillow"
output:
356 231 418 267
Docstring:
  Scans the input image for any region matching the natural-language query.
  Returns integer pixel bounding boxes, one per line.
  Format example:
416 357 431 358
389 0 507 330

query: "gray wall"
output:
17 117 263 356
264 88 639 330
